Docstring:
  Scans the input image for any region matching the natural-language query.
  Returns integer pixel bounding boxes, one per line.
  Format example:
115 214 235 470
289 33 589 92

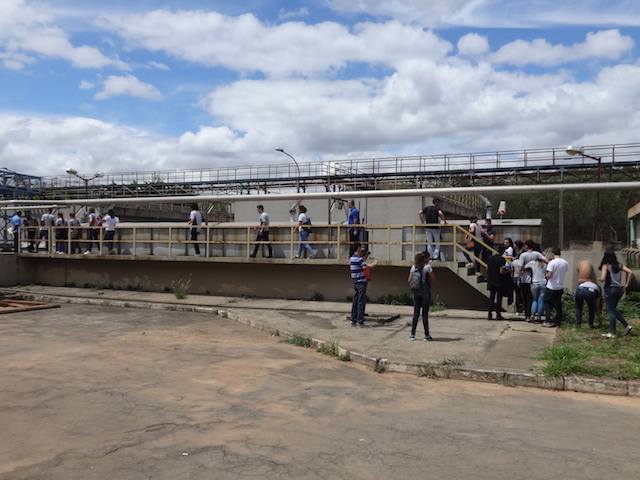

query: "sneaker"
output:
423 335 433 341
625 325 633 336
465 262 474 267
84 251 91 255
310 254 316 259
351 322 356 327
294 255 300 259
193 253 201 257
541 322 557 328
409 335 415 340
602 332 616 338
356 323 366 328
496 315 505 321
249 254 256 258
487 314 493 320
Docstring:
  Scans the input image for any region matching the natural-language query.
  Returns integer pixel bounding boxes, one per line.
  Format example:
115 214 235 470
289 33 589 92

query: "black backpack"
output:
409 267 429 294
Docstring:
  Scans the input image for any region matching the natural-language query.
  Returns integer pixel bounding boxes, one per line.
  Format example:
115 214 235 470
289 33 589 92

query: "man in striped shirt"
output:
350 242 378 327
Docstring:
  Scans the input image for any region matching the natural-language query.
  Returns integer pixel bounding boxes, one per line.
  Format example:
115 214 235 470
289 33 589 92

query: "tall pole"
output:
275 148 301 193
565 147 602 242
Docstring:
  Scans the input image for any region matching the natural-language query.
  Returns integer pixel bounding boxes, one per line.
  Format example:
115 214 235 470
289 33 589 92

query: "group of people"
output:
11 208 119 255
245 200 362 260
483 236 634 338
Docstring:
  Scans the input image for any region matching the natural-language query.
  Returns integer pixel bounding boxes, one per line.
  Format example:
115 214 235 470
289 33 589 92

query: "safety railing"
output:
15 223 497 264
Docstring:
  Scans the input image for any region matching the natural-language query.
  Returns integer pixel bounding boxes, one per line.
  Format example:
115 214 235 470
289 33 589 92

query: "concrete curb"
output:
14 291 640 398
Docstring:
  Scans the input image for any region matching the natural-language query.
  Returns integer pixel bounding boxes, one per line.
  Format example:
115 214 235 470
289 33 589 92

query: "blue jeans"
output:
425 228 440 260
574 286 598 327
297 229 314 257
604 286 629 334
351 282 367 324
530 283 546 320
411 293 431 336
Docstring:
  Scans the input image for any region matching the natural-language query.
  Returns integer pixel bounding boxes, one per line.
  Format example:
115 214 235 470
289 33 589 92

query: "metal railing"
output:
40 142 640 196
15 223 494 265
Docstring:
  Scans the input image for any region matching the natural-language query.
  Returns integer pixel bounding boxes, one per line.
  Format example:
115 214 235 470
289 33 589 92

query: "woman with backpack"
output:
294 205 315 259
598 250 634 338
407 252 436 341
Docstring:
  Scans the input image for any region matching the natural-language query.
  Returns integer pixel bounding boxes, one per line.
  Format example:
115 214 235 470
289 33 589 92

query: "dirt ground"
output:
1 304 639 480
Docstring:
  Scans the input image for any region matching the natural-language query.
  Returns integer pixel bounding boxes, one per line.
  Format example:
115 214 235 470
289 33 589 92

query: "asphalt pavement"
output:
6 285 640 396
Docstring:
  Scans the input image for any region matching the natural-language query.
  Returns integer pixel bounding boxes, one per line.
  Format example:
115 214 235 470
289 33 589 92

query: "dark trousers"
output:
545 288 564 325
86 229 98 252
190 228 200 255
351 282 367 324
251 231 272 257
411 293 431 336
488 285 507 318
349 230 359 243
104 230 115 253
575 286 598 327
604 286 629 334
521 282 532 318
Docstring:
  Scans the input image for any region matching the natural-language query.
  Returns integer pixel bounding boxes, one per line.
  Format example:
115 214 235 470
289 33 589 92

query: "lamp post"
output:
275 148 300 193
566 146 602 241
66 168 104 199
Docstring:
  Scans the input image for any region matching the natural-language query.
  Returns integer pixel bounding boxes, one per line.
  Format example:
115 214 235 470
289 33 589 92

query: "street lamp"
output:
275 148 301 193
66 168 104 199
566 146 603 241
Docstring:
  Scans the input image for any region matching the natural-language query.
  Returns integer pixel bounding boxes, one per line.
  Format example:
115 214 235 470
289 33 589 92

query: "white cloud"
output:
328 0 640 28
490 29 634 67
457 33 490 56
0 0 128 70
79 80 95 90
94 75 163 101
277 7 310 21
148 61 170 71
98 11 452 77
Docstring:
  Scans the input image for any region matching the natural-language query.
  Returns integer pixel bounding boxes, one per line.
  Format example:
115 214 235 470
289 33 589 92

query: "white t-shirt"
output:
259 211 270 231
297 212 310 232
103 215 119 231
41 212 56 227
546 257 569 290
190 210 203 233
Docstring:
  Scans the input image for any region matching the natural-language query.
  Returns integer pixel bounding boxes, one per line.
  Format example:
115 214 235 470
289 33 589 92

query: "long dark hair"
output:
599 250 620 274
414 251 430 270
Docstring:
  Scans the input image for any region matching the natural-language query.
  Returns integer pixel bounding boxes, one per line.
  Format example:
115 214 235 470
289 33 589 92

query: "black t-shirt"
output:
482 225 495 247
487 254 509 288
423 206 440 226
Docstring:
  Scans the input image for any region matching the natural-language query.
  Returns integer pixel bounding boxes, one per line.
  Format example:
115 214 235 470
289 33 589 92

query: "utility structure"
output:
275 148 301 193
565 146 603 241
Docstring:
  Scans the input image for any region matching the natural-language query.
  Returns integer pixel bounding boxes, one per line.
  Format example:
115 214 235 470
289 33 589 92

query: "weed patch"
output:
280 336 311 348
535 323 640 379
170 276 191 300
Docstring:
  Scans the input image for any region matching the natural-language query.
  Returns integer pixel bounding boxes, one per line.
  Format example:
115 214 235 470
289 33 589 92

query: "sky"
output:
2 0 640 177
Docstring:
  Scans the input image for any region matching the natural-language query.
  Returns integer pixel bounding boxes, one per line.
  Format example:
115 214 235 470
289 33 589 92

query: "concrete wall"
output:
0 253 19 287
14 257 489 309
232 195 475 226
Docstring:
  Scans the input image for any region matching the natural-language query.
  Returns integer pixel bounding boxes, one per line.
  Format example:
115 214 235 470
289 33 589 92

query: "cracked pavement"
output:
1 304 639 479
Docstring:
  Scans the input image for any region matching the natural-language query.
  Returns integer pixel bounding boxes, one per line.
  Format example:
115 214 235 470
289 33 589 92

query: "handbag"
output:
466 240 474 249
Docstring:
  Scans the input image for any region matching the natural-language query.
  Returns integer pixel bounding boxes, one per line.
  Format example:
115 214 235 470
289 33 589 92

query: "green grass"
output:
170 276 191 300
536 299 640 379
280 336 312 348
317 340 350 361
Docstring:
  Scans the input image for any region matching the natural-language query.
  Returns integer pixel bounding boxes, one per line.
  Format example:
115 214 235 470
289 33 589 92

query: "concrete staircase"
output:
445 261 517 314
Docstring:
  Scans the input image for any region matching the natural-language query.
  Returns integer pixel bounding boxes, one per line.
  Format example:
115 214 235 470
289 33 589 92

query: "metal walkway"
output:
39 142 640 199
